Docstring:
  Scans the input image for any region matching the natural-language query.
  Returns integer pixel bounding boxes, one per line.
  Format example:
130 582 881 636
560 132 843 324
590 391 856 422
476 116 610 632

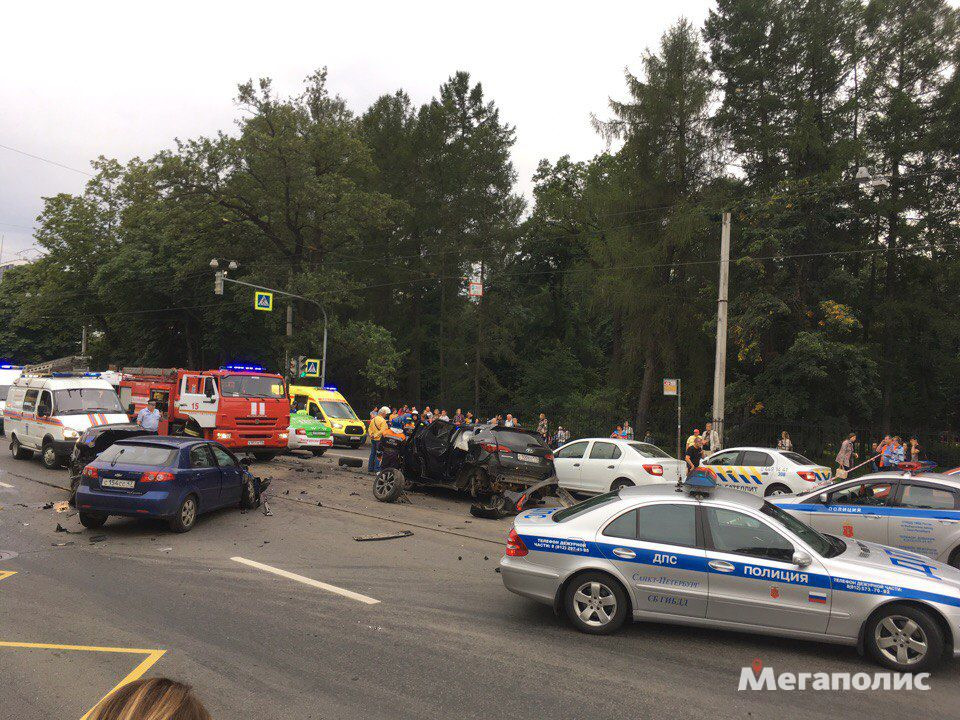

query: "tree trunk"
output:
636 340 657 433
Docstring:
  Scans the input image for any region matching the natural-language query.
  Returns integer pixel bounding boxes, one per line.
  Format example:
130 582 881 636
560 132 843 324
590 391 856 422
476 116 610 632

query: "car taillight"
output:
797 471 818 482
296 428 306 435
82 465 98 479
480 442 512 453
506 529 528 557
140 471 175 483
642 463 664 476
544 453 554 460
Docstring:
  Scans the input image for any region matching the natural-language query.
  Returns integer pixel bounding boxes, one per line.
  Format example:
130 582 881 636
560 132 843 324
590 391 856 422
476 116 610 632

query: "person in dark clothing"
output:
685 437 703 471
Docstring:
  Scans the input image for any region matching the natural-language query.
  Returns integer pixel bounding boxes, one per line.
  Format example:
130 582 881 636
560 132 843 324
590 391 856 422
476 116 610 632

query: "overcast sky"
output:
0 1 714 260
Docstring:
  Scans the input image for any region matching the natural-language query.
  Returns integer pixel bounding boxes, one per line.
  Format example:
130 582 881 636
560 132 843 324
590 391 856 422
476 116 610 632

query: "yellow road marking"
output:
0 570 17 582
0 641 166 720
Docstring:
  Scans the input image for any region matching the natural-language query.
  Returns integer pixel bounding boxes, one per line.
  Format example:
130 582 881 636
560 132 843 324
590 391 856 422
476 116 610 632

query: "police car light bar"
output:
0 364 22 369
323 385 338 392
894 461 937 474
678 468 717 495
221 364 266 373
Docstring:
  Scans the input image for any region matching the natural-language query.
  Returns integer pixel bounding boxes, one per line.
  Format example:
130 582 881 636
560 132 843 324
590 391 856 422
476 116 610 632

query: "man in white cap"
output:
368 406 390 474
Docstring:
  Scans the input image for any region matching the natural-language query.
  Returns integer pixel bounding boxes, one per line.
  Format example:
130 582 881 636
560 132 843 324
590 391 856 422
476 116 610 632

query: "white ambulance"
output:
0 364 24 436
4 374 129 469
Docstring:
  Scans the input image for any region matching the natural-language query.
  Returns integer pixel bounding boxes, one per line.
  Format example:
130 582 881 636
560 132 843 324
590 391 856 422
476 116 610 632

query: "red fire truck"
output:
118 364 290 459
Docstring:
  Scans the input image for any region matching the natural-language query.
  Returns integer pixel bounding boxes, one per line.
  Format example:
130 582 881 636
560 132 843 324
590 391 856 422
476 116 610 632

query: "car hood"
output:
828 537 960 594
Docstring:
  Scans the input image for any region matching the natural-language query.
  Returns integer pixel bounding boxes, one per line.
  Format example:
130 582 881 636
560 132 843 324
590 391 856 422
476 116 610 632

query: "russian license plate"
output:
101 477 136 489
518 453 538 463
247 440 265 446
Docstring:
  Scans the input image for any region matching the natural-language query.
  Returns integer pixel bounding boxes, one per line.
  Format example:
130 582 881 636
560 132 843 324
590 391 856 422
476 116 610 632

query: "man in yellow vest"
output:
368 406 390 474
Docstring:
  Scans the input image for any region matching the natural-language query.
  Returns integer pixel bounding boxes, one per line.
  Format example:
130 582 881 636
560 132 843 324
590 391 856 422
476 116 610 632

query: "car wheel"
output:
373 468 404 503
948 547 960 570
764 483 791 497
169 495 198 533
10 436 33 460
251 452 276 462
563 572 628 635
78 511 107 529
610 478 634 492
40 442 62 470
69 473 81 506
865 604 944 672
310 448 326 457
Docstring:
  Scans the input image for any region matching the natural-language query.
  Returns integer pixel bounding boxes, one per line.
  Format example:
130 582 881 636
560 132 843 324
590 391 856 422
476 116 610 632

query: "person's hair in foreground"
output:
87 678 212 720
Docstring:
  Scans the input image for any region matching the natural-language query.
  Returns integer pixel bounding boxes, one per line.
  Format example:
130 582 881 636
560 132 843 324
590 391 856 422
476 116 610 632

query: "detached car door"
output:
553 441 589 491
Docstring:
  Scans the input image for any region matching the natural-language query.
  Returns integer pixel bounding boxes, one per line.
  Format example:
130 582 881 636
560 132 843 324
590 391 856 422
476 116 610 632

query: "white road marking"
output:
231 556 380 605
0 481 13 488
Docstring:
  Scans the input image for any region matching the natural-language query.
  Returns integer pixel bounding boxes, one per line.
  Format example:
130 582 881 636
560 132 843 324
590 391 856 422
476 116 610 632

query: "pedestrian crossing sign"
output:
254 291 273 312
302 358 320 378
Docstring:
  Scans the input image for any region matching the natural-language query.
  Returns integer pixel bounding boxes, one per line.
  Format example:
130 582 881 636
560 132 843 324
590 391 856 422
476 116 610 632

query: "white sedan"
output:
554 438 685 494
701 446 831 497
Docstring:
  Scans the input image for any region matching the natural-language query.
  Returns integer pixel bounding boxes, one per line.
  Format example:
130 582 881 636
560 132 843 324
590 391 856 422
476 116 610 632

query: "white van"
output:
0 364 24 435
4 375 129 469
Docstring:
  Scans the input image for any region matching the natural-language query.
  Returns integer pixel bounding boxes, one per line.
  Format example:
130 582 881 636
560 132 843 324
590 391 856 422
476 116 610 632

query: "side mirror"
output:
818 493 828 504
792 551 812 568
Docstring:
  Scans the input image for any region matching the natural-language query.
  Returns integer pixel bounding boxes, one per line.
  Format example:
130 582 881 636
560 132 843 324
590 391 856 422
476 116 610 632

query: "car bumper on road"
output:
289 436 334 450
75 486 179 518
500 556 561 606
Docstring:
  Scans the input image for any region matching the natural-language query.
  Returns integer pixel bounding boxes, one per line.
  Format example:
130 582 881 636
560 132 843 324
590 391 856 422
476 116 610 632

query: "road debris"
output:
52 541 75 547
54 500 71 513
89 535 107 543
55 523 79 534
353 530 414 542
338 457 363 469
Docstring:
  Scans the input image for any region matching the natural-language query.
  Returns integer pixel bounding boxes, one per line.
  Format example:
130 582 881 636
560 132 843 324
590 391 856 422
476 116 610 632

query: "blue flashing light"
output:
322 385 338 392
0 364 23 370
221 364 266 373
683 468 717 492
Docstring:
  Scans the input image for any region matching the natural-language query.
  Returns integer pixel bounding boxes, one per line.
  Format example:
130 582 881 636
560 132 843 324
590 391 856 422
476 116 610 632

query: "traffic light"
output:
214 271 224 295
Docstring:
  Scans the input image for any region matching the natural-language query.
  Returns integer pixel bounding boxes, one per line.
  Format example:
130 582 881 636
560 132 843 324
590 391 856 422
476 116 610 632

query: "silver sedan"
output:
500 478 960 671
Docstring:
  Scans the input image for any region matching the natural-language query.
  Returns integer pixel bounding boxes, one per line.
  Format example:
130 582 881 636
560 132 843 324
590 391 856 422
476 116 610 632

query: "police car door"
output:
702 449 743 491
889 480 960 560
703 506 830 632
598 501 708 618
805 479 895 545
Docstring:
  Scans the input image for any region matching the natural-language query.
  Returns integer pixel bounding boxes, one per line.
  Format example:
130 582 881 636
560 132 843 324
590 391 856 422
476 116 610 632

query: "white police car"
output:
772 463 960 569
501 471 960 671
702 446 831 496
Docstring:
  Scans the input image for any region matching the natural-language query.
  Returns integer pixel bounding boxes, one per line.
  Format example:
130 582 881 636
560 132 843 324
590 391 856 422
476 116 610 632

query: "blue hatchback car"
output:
75 436 266 532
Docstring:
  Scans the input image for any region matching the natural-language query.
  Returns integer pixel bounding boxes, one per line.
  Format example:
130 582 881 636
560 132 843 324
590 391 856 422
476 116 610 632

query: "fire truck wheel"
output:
251 452 276 462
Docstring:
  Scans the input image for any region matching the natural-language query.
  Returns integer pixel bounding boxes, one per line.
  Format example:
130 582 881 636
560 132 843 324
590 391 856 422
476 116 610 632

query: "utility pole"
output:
712 212 731 448
81 325 88 356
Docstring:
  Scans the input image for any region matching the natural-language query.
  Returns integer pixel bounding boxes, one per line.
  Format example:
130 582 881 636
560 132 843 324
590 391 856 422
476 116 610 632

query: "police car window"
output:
705 450 739 465
190 445 215 469
552 491 621 522
827 481 894 507
741 450 774 467
589 442 621 460
781 451 815 465
705 508 795 562
603 509 638 540
899 484 958 510
556 441 588 460
637 504 696 547
761 502 838 557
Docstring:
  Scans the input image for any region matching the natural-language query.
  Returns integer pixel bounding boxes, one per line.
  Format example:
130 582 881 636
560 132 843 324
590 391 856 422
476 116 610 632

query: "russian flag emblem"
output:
808 592 828 604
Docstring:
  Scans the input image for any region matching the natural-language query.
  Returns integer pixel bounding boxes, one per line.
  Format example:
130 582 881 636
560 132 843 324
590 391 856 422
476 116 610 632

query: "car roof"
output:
14 376 116 391
618 482 766 510
831 471 960 488
711 446 783 454
114 436 203 448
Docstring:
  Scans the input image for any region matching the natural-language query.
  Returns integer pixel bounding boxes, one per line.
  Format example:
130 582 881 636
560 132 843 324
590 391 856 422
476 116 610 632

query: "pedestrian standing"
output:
454 408 464 425
504 413 516 427
685 437 703 471
368 406 390 474
685 428 701 449
777 431 793 452
835 432 858 476
622 421 634 440
465 411 474 424
136 399 161 433
643 430 654 444
705 422 719 453
909 436 921 462
874 435 892 470
611 425 623 439
537 413 548 443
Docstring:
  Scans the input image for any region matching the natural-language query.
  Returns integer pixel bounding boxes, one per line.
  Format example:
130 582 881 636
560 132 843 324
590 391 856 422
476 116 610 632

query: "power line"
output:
0 143 94 177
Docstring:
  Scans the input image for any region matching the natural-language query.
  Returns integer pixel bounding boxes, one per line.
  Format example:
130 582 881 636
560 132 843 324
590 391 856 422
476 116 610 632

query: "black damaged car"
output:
372 420 555 516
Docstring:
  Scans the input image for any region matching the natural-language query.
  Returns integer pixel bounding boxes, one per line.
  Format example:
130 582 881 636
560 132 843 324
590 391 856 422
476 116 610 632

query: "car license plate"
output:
518 453 538 463
248 440 265 446
101 477 136 489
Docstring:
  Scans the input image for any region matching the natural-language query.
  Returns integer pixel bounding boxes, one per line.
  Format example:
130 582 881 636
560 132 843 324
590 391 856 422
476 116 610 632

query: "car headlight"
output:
63 428 79 440
279 432 288 440
332 422 343 429
216 431 232 440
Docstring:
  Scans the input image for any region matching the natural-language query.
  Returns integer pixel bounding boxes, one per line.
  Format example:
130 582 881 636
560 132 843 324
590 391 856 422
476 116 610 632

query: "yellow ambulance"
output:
288 385 367 448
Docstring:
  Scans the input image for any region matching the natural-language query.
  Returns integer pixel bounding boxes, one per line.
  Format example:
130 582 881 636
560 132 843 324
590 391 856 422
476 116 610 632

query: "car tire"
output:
310 449 326 457
168 495 198 533
865 603 944 672
10 436 33 460
69 473 81 506
563 571 629 635
610 478 634 492
40 442 62 470
948 547 960 570
764 483 791 497
251 452 276 462
78 511 107 529
373 468 404 503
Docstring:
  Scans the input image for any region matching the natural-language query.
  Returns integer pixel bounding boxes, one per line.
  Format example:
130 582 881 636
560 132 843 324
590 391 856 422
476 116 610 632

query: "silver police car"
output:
501 473 960 671
771 466 960 568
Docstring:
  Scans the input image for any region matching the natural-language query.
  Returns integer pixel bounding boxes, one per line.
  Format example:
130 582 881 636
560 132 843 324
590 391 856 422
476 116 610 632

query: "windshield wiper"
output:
110 448 125 467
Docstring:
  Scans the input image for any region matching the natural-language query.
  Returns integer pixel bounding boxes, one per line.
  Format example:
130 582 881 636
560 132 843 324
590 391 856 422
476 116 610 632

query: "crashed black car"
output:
68 423 155 503
372 420 555 516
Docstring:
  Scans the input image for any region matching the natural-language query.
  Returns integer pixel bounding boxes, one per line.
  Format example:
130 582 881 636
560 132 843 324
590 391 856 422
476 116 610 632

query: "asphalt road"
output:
1 446 959 719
